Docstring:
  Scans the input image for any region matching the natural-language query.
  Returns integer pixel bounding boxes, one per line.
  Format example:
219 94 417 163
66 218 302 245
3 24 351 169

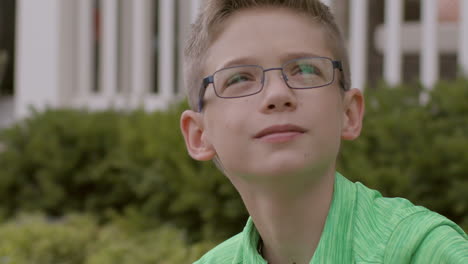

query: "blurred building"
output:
0 0 467 128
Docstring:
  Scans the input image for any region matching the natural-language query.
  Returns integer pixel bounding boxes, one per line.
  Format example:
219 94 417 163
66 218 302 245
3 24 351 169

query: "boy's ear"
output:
180 110 216 161
341 88 365 140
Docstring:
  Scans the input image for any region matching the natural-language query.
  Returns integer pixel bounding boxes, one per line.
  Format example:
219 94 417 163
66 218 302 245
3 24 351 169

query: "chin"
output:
254 153 337 179
253 159 313 177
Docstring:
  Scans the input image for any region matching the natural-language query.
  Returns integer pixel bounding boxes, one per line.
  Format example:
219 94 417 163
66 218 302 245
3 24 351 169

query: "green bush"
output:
0 79 467 244
0 213 214 264
0 104 246 242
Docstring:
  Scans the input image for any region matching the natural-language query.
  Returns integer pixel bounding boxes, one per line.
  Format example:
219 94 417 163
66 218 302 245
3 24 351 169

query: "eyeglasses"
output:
198 56 344 111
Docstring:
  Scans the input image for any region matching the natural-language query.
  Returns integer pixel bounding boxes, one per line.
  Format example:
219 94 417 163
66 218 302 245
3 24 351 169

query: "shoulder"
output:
411 225 468 263
193 233 243 264
352 181 431 238
381 205 468 263
351 181 468 263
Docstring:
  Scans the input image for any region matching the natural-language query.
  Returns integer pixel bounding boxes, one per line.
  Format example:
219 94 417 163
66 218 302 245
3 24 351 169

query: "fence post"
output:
76 0 94 107
96 0 119 107
321 0 333 7
460 0 468 77
158 0 175 101
14 0 61 118
384 0 403 87
349 0 369 90
131 0 153 107
192 0 201 23
421 0 439 89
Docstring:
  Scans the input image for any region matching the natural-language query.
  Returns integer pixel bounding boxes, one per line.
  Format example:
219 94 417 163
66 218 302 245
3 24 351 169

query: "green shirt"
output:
194 173 468 263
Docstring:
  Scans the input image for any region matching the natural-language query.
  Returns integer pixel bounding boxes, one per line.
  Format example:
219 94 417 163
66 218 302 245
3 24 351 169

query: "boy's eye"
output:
225 73 254 87
215 67 262 96
290 63 321 76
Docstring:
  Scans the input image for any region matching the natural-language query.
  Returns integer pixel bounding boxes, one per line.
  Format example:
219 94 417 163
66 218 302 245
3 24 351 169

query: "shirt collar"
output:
234 172 356 264
310 172 356 263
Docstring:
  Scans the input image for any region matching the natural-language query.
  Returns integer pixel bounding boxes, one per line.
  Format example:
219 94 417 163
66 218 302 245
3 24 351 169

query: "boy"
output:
180 0 468 263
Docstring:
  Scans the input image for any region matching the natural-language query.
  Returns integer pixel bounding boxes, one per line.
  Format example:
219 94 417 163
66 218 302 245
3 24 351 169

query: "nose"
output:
260 70 297 113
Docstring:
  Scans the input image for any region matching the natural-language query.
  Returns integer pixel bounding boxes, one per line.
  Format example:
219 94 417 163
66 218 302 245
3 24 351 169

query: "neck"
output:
231 166 335 264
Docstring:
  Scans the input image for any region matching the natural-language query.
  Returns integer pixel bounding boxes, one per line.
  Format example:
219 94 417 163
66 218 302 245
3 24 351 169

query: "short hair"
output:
183 0 351 111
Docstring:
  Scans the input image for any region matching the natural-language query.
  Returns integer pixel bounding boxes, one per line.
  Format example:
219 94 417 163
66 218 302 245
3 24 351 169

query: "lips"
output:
254 124 307 139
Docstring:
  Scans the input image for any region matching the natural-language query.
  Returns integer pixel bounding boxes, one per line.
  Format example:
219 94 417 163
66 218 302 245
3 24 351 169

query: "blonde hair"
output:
184 0 350 111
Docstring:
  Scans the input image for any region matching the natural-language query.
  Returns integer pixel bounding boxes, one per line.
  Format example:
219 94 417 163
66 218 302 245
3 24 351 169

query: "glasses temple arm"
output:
332 60 343 71
198 76 214 112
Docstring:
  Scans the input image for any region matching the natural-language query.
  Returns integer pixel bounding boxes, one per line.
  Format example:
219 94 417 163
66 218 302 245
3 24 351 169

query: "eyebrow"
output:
279 51 324 62
217 57 257 70
216 51 325 70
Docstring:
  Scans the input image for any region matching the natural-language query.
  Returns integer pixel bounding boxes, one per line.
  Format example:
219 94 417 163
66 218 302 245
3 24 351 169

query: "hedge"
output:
0 79 467 245
0 212 214 264
0 103 244 243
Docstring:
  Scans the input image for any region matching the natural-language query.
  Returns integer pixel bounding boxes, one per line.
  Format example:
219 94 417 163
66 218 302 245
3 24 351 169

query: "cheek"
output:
304 94 343 138
205 108 246 146
321 101 343 134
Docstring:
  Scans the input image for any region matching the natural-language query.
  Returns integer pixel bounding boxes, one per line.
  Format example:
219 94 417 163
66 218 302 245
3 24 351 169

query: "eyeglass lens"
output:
213 57 334 98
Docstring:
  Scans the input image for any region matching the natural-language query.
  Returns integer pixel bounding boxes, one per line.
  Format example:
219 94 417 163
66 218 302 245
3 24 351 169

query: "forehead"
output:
205 7 333 74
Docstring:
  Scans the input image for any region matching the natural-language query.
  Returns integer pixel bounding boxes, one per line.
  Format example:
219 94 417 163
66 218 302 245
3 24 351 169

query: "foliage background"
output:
0 79 467 262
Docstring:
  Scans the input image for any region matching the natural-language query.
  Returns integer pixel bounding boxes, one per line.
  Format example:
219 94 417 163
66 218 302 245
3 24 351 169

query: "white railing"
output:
13 0 192 123
347 0 468 90
191 0 468 90
8 0 468 128
349 0 369 91
383 0 403 87
158 0 176 100
421 0 439 89
74 0 175 111
459 0 468 77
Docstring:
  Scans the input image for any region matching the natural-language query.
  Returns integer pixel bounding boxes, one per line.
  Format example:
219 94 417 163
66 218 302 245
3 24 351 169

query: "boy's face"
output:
181 7 363 179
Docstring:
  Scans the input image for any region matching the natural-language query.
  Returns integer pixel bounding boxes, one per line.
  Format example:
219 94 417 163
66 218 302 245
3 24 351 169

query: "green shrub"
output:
0 213 215 264
0 79 466 244
0 214 95 264
0 104 246 242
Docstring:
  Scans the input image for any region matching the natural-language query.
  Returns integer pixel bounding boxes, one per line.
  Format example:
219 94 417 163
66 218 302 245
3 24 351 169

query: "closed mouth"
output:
254 124 307 139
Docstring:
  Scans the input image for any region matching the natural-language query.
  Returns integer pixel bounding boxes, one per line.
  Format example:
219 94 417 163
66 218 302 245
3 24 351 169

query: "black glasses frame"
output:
198 56 344 112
